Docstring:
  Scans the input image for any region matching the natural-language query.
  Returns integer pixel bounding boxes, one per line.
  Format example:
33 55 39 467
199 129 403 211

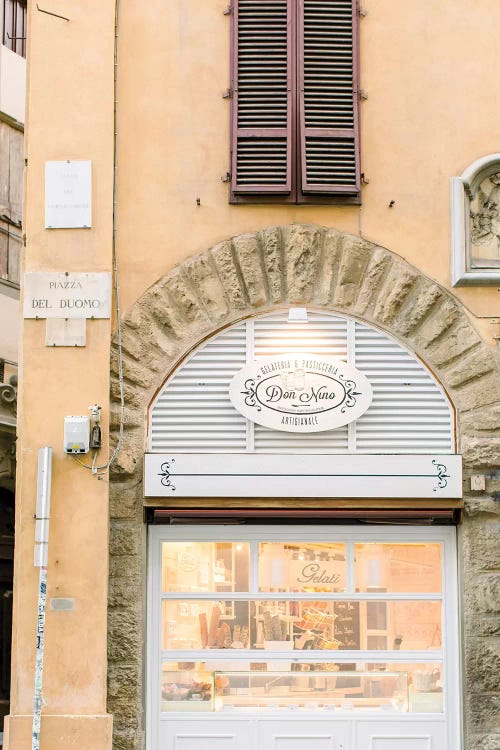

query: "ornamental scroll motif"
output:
158 459 176 491
0 377 17 417
470 172 500 266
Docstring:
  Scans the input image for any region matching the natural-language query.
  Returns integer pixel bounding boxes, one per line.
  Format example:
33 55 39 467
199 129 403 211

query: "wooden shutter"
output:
231 0 294 194
298 0 360 194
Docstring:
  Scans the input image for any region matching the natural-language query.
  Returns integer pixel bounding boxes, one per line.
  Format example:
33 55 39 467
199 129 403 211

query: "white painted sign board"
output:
23 272 111 319
144 454 463 499
229 354 373 432
45 318 87 346
45 160 92 228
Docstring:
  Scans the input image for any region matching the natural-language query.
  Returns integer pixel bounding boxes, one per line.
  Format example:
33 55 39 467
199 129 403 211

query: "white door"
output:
147 525 460 750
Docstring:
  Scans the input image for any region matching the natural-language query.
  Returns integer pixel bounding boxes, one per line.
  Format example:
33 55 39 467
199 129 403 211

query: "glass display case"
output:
214 670 408 712
162 665 215 712
161 667 409 713
160 662 418 713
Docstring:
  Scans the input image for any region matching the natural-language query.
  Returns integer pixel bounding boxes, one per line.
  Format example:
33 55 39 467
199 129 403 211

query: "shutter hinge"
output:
358 6 367 17
222 89 233 99
361 173 370 185
359 89 368 100
221 172 231 183
223 5 232 15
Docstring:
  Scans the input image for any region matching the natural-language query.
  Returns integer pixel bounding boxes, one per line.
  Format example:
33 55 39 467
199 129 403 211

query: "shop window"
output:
3 0 27 58
228 0 361 204
451 153 500 285
150 529 455 722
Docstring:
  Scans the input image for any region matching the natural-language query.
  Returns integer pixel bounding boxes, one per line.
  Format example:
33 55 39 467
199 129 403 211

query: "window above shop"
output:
228 0 361 204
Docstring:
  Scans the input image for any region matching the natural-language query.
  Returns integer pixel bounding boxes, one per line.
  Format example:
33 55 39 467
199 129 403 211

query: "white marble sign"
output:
144 454 463 499
229 354 373 432
23 272 111 319
45 318 87 346
45 160 92 228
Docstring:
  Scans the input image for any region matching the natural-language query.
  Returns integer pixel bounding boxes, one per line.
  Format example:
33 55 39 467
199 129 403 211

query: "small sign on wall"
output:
45 318 87 347
45 160 92 229
23 272 111 319
229 354 373 432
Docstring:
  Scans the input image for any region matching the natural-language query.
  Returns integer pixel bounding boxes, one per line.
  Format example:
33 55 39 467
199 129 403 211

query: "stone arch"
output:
107 225 500 750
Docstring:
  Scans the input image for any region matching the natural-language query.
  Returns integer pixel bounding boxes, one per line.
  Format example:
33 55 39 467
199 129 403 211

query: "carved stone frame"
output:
451 153 500 286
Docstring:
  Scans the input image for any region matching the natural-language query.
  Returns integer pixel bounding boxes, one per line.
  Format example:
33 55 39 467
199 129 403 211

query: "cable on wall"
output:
72 0 124 476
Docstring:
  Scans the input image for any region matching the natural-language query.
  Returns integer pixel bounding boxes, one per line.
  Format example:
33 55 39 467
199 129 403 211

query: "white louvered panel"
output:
149 311 454 455
253 312 348 357
253 312 349 452
253 424 349 452
353 323 453 453
150 325 247 452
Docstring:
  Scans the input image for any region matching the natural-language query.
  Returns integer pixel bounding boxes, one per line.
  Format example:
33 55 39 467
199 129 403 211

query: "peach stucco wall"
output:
114 0 500 333
8 0 500 748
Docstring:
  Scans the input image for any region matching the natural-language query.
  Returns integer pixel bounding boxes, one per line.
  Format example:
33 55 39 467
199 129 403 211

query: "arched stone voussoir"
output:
110 224 500 462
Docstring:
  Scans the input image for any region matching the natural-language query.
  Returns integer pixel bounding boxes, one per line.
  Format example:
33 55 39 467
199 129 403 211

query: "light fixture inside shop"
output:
287 307 308 323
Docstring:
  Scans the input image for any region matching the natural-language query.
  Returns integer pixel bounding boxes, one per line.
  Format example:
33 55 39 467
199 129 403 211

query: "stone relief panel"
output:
470 172 500 268
451 153 500 284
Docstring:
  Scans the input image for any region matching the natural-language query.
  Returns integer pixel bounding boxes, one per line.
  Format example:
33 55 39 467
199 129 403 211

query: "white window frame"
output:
451 153 500 286
147 524 461 750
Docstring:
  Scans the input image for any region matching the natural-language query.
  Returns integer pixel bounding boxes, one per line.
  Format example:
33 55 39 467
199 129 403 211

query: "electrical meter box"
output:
64 416 90 454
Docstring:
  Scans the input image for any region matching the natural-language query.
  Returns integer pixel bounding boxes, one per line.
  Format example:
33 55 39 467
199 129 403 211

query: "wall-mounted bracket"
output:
36 4 70 21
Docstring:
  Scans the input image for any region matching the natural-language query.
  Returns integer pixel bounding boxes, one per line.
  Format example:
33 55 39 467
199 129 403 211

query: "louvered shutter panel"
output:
150 325 248 452
353 323 454 453
253 313 349 452
231 0 293 193
298 0 360 193
150 313 454 455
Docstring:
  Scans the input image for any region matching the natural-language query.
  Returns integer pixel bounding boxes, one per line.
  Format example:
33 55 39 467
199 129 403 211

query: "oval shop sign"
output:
229 354 373 433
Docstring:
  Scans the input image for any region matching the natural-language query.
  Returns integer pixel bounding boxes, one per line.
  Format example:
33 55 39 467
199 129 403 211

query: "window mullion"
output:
346 540 355 593
161 649 444 663
250 540 259 592
160 592 444 601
